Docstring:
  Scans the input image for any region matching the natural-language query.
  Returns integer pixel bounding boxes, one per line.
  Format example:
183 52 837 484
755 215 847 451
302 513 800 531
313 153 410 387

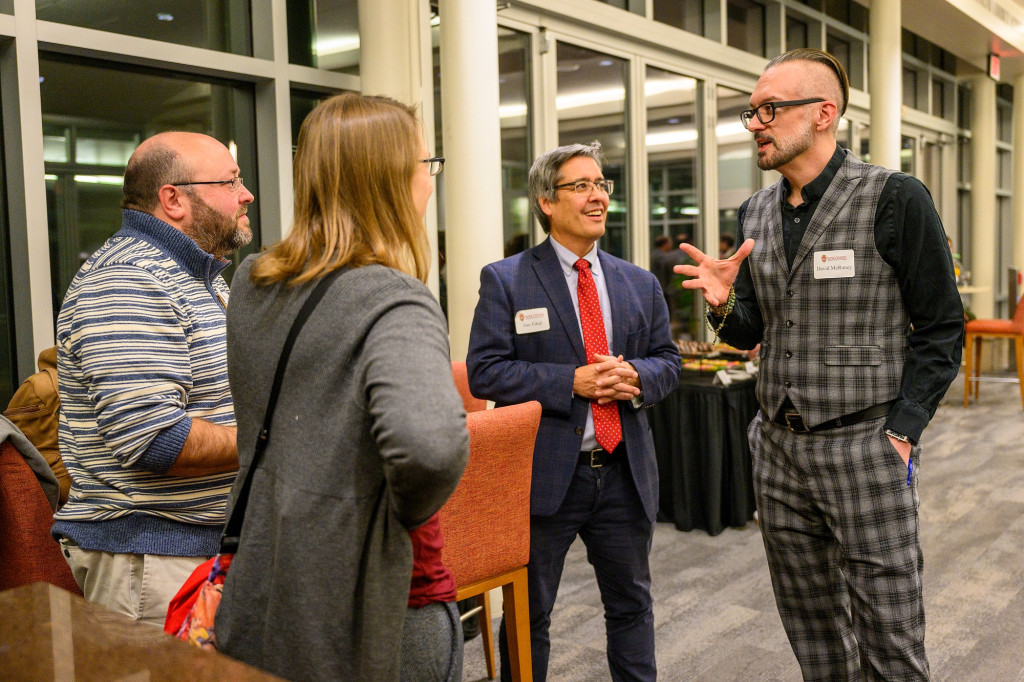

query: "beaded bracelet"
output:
705 286 736 343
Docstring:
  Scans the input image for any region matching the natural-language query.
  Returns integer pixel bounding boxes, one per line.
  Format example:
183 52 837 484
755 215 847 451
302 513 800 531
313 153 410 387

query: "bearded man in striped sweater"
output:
53 131 254 626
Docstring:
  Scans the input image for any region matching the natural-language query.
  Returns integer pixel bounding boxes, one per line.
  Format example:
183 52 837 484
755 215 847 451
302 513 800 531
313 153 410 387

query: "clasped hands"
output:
574 354 640 405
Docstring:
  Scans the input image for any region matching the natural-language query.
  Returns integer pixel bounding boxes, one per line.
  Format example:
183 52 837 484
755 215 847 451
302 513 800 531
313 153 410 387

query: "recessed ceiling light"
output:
157 13 174 21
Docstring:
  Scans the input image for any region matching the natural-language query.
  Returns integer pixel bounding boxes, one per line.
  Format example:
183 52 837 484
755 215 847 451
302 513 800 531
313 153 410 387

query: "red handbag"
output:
164 553 233 648
162 268 344 649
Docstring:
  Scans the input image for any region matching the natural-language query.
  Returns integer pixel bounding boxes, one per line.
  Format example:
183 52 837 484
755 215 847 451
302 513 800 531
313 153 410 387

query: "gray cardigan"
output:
216 259 469 681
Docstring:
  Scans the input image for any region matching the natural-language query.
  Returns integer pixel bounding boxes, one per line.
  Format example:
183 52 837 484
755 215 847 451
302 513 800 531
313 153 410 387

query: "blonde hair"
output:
250 93 431 285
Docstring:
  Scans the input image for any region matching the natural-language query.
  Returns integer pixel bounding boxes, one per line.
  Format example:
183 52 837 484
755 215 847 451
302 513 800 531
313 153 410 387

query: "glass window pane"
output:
998 195 1013 315
646 66 701 339
998 149 1012 191
36 1 251 55
902 67 917 109
826 33 851 84
290 90 332 154
997 100 1012 144
824 0 849 24
43 130 70 163
556 43 630 260
958 84 971 130
0 120 16 403
717 85 757 262
900 135 914 175
593 0 645 14
727 0 766 56
957 188 970 271
39 56 259 318
498 28 533 257
653 0 705 36
848 2 868 32
958 136 970 185
787 15 809 50
932 78 946 119
288 0 359 74
430 23 448 317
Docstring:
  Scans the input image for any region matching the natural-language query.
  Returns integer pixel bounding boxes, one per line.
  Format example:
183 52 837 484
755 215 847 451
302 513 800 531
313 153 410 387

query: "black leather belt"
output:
579 448 616 468
772 400 896 433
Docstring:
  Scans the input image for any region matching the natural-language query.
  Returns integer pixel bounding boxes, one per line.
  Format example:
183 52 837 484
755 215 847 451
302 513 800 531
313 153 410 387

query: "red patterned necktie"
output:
574 258 622 453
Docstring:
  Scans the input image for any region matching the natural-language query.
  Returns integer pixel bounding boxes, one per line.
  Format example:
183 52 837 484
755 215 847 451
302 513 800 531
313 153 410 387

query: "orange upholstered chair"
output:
0 439 81 595
439 400 541 682
452 361 488 413
964 294 1024 409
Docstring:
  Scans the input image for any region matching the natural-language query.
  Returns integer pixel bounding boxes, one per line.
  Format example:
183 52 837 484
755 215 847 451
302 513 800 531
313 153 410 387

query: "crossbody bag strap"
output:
220 267 346 552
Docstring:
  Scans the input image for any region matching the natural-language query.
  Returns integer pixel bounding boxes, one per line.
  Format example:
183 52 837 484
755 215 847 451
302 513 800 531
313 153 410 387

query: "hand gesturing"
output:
673 239 755 307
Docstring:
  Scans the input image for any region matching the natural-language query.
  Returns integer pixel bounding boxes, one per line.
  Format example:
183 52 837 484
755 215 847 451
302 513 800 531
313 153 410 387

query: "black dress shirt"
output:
718 145 964 442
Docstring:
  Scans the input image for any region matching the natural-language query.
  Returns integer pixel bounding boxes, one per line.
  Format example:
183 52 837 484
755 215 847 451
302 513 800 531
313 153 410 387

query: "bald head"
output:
121 132 225 213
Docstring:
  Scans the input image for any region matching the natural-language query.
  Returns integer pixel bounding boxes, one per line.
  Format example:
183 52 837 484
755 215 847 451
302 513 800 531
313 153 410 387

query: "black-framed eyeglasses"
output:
740 98 825 129
553 180 614 196
420 157 445 176
170 177 245 191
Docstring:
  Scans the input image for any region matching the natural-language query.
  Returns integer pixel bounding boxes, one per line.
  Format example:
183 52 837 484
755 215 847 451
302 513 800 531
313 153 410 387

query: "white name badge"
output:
813 249 855 279
514 307 551 334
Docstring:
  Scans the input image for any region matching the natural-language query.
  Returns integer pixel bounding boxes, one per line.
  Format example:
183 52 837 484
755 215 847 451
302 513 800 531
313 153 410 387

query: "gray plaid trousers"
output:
749 411 929 681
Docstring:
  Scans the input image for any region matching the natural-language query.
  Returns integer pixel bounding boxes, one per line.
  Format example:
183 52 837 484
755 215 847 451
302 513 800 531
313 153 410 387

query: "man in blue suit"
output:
468 141 681 682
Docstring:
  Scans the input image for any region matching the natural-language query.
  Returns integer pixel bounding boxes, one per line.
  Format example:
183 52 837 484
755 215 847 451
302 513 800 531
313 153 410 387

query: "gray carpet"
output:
462 371 1024 681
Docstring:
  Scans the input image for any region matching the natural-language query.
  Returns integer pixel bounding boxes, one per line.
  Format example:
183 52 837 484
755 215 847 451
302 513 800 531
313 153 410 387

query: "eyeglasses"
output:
740 98 825 129
553 180 614 196
420 157 445 176
170 177 245 191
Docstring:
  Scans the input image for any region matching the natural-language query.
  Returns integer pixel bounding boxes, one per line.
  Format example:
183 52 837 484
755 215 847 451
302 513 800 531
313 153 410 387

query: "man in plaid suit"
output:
676 49 963 680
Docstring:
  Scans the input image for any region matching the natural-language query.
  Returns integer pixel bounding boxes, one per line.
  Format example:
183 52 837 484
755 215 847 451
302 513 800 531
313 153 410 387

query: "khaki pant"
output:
59 539 206 627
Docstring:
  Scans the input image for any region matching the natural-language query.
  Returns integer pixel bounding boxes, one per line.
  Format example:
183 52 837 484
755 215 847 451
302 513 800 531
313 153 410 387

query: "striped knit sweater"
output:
52 209 236 557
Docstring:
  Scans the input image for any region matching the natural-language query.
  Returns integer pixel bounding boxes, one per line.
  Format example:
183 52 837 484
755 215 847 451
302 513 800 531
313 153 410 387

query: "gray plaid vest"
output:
743 154 908 427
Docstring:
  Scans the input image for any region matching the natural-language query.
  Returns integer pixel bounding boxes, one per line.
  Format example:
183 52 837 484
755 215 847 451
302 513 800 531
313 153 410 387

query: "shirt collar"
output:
548 236 601 277
780 143 847 207
117 208 230 280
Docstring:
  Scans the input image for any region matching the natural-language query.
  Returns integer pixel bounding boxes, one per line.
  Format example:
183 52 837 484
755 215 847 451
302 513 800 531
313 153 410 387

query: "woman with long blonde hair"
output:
216 93 468 681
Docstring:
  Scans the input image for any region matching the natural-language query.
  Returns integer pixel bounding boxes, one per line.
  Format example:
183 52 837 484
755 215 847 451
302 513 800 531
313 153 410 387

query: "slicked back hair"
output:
764 48 849 132
528 141 604 233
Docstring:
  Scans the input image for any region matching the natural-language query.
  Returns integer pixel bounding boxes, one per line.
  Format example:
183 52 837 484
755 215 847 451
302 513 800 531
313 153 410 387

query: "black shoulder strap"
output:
220 267 345 552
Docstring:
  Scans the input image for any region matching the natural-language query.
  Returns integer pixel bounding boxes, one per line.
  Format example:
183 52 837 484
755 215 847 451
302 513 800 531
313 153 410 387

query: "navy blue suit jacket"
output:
467 239 681 522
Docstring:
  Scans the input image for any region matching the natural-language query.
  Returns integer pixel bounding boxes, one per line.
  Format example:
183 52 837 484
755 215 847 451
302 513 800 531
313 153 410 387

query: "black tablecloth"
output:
650 370 760 536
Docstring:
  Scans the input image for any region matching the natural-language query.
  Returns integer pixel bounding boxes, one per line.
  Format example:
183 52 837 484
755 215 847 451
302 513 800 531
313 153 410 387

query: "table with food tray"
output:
650 343 760 536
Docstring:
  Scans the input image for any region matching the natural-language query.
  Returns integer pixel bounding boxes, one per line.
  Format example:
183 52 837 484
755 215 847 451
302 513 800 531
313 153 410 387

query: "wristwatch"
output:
884 428 912 444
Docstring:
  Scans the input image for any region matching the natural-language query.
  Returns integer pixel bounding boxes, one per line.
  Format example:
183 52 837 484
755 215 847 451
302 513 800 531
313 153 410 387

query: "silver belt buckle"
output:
784 412 810 433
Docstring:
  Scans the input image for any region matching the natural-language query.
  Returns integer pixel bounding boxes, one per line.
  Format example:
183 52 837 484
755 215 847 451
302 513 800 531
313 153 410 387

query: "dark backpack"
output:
4 346 69 506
